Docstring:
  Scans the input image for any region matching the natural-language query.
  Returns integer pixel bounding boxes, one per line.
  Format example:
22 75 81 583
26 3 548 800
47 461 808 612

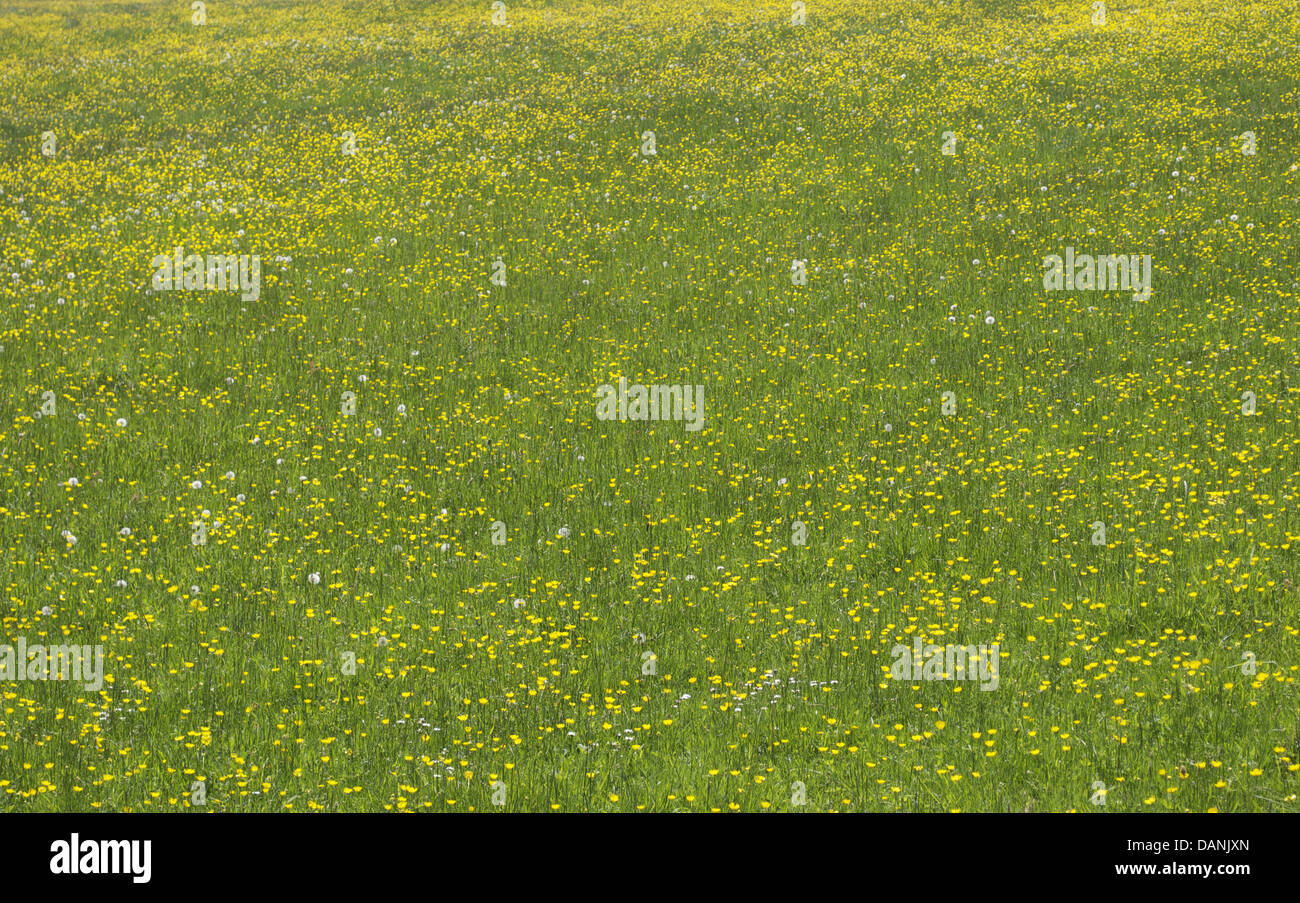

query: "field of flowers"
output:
1 0 1298 812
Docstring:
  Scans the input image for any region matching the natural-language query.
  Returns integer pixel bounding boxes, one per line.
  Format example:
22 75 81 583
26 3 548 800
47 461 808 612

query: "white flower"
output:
377 636 390 646
225 376 234 385
191 480 202 489
41 605 52 616
119 527 131 537
373 427 382 437
114 579 127 588
557 526 571 539
236 493 246 503
116 418 127 427
512 598 526 609
777 477 788 486
224 471 234 480
397 404 406 414
308 572 321 585
884 423 892 432
357 374 368 383
439 543 449 552
985 315 995 325
190 585 200 594
67 477 79 487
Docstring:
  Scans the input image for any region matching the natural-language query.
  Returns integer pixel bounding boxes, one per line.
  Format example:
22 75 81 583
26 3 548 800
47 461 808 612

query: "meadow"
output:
1 0 1298 811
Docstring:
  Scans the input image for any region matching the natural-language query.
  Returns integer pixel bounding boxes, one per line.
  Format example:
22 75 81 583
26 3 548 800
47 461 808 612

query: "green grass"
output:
0 0 1298 812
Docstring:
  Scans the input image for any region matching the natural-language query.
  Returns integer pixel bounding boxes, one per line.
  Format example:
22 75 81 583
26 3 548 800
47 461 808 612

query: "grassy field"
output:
1 0 1298 812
